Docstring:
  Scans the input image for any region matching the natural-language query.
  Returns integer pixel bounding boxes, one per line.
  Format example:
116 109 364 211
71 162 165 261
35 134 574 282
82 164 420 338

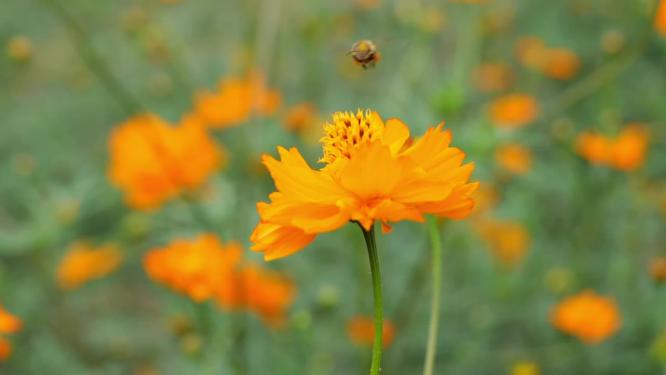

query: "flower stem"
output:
360 224 383 375
423 216 443 375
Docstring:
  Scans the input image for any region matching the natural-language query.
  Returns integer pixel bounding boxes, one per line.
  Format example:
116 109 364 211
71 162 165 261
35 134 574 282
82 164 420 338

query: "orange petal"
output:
250 222 317 260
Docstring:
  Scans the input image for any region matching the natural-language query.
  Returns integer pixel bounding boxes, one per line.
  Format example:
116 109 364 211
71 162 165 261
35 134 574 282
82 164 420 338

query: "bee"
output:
348 39 381 69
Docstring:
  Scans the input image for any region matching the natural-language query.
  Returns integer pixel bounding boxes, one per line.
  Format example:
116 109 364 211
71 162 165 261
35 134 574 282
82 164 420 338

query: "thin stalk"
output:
423 216 443 375
360 223 384 375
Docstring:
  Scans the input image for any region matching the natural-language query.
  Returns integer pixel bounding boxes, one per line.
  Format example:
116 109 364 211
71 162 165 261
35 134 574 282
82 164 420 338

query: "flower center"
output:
319 110 383 165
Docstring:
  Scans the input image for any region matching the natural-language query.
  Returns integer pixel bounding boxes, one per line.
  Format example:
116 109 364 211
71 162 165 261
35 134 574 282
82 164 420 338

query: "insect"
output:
348 39 381 69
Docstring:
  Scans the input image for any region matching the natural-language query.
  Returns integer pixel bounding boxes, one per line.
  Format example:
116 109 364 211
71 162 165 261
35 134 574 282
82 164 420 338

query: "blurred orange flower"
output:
472 63 513 93
0 306 22 362
144 234 242 302
471 183 499 217
0 307 22 335
108 114 224 210
516 37 581 80
475 219 530 265
347 316 395 347
542 48 581 80
489 94 539 129
217 265 296 327
650 256 666 283
282 102 318 134
495 143 532 175
575 124 649 171
551 290 621 344
251 110 478 260
194 71 281 129
145 234 295 326
57 242 122 290
656 0 666 37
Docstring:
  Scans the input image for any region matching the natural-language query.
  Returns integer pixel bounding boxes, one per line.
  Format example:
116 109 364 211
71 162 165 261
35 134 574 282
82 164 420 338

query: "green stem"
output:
423 216 443 375
360 223 383 375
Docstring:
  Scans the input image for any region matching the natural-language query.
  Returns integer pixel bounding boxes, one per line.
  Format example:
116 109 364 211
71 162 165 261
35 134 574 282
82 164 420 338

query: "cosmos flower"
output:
551 290 621 344
145 234 295 326
650 256 666 284
472 63 513 93
0 307 22 335
217 264 296 327
347 316 396 347
251 109 478 260
475 218 530 265
108 114 224 210
194 71 281 129
0 306 22 362
489 94 539 129
57 242 122 290
656 0 666 37
144 234 242 303
515 37 580 80
495 143 532 175
575 124 649 171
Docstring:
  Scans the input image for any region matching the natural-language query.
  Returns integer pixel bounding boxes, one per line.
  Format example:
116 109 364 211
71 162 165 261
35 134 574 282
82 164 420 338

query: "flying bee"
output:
348 39 381 69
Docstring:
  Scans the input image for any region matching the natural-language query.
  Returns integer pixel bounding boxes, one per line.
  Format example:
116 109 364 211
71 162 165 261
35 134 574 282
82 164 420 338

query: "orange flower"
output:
347 316 396 347
282 102 317 133
656 0 666 37
470 183 499 217
471 63 513 93
108 114 223 210
515 37 548 70
650 256 666 283
575 124 649 171
57 242 122 290
516 37 581 80
218 265 295 327
251 110 478 260
495 143 532 175
551 290 621 344
575 131 612 165
542 48 581 80
145 234 295 325
0 338 11 362
194 71 281 129
0 306 22 362
489 94 539 129
144 234 242 302
475 219 530 265
0 306 22 335
611 124 649 171
510 361 540 375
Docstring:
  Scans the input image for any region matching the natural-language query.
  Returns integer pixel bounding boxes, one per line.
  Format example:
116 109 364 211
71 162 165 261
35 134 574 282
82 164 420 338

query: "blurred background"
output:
1 0 666 373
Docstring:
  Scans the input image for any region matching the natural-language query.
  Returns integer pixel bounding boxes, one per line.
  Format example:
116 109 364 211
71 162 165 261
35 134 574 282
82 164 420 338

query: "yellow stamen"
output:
319 110 384 165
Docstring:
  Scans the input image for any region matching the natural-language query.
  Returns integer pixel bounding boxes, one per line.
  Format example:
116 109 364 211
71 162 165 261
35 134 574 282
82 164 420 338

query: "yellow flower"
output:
489 94 539 129
57 242 122 290
495 143 532 175
251 110 477 260
510 361 540 375
108 114 224 210
551 290 621 344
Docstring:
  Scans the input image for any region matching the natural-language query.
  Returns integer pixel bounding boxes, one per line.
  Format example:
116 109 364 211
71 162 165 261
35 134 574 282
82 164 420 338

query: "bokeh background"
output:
2 0 666 373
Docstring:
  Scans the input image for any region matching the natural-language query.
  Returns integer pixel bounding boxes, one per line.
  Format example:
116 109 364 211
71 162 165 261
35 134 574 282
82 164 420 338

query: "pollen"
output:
319 110 384 165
